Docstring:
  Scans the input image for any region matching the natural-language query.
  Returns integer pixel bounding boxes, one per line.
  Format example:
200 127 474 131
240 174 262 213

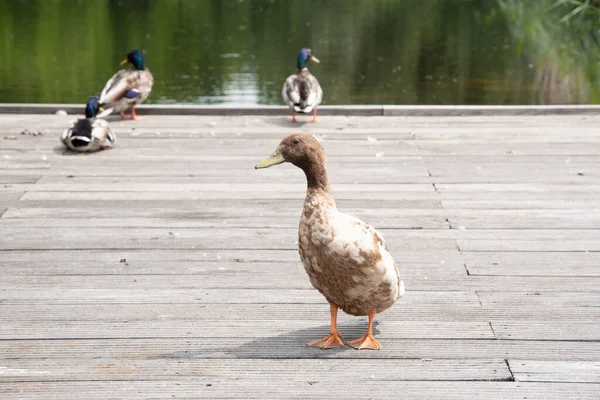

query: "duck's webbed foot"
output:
306 303 344 349
346 308 381 350
346 334 381 350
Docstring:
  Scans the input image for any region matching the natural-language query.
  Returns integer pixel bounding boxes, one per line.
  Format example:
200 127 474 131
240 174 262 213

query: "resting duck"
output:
282 48 323 123
61 96 115 152
97 49 153 120
256 133 404 350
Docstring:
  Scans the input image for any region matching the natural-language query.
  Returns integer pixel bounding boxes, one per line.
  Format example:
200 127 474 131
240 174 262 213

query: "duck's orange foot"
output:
346 334 381 350
120 112 133 120
307 333 344 349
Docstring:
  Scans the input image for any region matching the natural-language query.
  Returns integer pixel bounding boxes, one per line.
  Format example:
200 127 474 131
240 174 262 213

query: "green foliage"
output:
498 0 600 103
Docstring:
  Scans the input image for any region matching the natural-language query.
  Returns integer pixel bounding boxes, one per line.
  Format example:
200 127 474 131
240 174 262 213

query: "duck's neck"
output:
300 159 335 207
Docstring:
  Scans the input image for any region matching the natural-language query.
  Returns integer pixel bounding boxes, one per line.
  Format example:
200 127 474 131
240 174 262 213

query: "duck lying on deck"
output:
61 97 115 152
255 133 404 350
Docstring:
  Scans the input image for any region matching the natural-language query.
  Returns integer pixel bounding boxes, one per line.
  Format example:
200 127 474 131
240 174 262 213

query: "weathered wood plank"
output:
462 251 599 266
477 292 600 308
0 358 511 383
467 264 600 277
0 249 465 265
492 322 600 341
509 360 600 383
1 381 598 400
2 270 600 292
2 338 599 361
458 239 600 251
3 302 597 323
0 320 493 340
0 215 449 229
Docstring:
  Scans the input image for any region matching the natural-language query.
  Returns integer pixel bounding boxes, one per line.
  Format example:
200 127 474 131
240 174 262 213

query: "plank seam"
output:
505 359 516 381
489 322 497 339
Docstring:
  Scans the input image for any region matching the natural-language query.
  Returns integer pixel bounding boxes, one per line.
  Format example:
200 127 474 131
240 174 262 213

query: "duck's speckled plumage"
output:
282 48 322 122
98 49 153 119
299 187 402 316
61 97 115 152
256 133 404 349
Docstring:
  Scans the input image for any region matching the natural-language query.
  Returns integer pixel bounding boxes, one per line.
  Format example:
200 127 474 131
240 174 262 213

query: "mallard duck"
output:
282 48 323 123
97 49 153 120
255 133 404 350
61 96 115 152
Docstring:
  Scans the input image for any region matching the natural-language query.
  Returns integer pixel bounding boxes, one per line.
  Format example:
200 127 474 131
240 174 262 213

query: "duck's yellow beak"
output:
120 58 129 65
99 106 105 113
311 56 320 63
255 150 285 169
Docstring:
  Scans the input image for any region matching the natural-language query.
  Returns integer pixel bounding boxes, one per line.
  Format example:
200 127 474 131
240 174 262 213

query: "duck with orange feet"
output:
98 49 153 120
256 134 405 350
282 48 322 123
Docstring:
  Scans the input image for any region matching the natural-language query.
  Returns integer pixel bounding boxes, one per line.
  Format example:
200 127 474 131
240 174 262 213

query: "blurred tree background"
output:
0 0 598 105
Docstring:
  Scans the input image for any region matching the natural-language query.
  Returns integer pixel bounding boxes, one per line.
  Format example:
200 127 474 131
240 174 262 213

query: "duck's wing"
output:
99 69 131 105
324 211 399 283
282 74 301 108
304 73 322 112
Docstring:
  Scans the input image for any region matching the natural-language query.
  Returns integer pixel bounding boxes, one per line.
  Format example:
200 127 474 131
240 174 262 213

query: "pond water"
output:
0 0 598 105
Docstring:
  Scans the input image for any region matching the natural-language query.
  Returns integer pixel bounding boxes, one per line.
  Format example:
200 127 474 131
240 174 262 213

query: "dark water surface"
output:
0 0 598 105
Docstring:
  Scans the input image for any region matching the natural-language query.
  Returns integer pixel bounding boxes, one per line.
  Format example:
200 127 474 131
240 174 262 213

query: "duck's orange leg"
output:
307 304 344 349
309 108 318 123
120 106 143 120
346 308 380 350
130 105 144 120
288 110 297 123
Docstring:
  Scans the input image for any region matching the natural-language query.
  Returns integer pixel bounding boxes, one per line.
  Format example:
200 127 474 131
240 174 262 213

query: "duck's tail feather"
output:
96 107 114 119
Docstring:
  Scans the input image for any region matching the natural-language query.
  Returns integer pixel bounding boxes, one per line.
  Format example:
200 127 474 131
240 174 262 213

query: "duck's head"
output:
84 96 103 119
297 48 320 70
255 133 328 189
121 49 146 70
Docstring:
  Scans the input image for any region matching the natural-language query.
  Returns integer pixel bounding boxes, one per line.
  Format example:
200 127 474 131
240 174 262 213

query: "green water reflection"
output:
0 0 598 105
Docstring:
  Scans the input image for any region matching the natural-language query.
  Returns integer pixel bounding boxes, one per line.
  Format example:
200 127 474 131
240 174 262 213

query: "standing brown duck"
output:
255 133 404 350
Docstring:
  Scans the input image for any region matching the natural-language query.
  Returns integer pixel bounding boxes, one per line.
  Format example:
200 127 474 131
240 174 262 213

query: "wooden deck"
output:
0 114 599 399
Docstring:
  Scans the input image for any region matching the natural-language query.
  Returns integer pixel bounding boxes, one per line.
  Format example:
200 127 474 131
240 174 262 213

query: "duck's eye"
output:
293 139 300 145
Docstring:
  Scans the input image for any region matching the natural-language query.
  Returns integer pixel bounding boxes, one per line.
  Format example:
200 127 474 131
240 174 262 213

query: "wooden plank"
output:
492 322 600 341
5 198 443 210
0 215 449 230
509 360 600 383
2 273 599 293
18 189 439 201
0 358 511 383
3 302 597 324
2 338 599 361
477 292 600 308
0 227 456 251
1 381 598 400
0 249 465 265
444 199 600 209
462 251 599 266
467 264 600 277
458 239 600 251
0 320 493 340
0 260 463 277
0 175 39 184
0 182 436 194
437 183 600 193
0 191 23 201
